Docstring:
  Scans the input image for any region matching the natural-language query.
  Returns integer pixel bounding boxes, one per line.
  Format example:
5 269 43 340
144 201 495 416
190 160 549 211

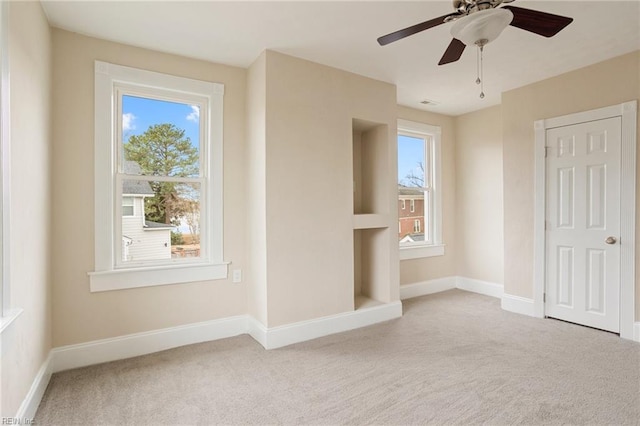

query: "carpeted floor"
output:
36 290 640 425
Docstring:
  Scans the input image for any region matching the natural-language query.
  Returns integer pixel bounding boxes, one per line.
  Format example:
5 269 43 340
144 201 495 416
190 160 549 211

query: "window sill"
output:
399 244 445 260
0 308 24 334
89 262 229 292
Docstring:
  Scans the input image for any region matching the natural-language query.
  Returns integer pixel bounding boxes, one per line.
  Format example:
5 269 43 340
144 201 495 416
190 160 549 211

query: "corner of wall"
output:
2 0 54 418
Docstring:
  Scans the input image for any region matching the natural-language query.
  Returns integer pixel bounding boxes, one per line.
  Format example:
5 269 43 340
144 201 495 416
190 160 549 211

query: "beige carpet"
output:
36 290 640 425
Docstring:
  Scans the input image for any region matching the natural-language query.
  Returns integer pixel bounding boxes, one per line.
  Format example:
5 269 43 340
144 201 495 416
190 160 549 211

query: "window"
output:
401 199 406 210
0 0 21 332
122 197 134 216
90 61 226 292
397 119 443 260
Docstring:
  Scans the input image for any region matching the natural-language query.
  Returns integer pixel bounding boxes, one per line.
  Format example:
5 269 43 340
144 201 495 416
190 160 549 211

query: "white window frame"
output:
89 61 227 292
0 1 22 333
409 199 415 213
113 87 208 269
397 119 444 260
401 199 406 210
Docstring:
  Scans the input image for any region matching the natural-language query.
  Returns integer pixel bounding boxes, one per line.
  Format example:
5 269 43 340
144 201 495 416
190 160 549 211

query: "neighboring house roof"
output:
123 161 154 196
398 185 424 196
144 220 174 230
400 233 425 243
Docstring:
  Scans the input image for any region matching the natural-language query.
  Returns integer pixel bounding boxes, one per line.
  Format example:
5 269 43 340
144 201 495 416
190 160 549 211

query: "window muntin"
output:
397 119 442 254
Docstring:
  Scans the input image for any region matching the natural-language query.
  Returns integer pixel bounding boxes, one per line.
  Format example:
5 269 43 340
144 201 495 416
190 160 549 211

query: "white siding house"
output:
122 161 173 262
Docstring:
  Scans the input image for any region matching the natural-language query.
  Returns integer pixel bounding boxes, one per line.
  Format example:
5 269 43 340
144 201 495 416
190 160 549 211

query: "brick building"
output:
398 185 424 241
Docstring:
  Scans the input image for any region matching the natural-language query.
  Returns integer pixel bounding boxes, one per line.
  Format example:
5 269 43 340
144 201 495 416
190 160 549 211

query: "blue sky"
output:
398 134 424 186
123 95 422 188
122 95 200 152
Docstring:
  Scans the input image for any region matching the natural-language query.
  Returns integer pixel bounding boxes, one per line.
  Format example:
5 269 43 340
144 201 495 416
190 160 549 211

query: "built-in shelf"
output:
352 118 389 216
355 295 384 310
353 214 389 230
352 118 392 310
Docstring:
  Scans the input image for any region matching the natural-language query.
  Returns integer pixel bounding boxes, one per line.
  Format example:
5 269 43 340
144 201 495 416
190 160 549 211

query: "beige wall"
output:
455 106 504 284
397 106 457 284
257 51 398 327
1 2 52 417
502 51 640 319
50 30 248 346
245 52 268 325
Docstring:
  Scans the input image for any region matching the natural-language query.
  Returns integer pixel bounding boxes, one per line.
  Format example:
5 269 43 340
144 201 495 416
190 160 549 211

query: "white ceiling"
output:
41 0 640 116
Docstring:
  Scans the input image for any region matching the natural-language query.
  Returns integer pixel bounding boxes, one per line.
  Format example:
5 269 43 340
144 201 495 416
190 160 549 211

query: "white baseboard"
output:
50 300 405 372
18 298 637 420
51 315 247 373
400 277 457 300
456 277 504 298
252 301 403 350
21 304 403 418
400 276 503 300
15 352 53 421
501 293 536 317
503 297 639 341
247 316 268 349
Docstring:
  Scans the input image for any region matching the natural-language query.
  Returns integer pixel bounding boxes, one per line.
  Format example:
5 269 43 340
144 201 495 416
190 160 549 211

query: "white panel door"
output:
545 117 621 333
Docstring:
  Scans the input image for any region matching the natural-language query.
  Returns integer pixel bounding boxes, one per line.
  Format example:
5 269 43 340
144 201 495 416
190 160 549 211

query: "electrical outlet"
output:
232 269 242 283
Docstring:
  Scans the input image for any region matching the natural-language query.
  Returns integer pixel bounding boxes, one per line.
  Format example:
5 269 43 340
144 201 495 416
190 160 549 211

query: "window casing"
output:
397 119 443 260
0 0 21 332
90 61 227 292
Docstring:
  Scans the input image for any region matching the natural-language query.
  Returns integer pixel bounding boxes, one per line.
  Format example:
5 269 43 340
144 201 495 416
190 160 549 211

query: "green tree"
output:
171 231 185 245
124 123 198 224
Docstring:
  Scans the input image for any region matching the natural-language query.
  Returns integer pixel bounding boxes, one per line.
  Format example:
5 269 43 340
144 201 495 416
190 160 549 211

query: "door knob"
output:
605 236 617 245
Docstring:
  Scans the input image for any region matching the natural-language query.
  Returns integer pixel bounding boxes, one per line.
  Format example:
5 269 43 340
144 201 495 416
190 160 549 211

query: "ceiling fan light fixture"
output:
450 8 514 46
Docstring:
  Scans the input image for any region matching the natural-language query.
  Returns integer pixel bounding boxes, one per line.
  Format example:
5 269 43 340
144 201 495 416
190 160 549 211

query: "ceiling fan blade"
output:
503 5 573 38
377 13 458 46
438 38 466 65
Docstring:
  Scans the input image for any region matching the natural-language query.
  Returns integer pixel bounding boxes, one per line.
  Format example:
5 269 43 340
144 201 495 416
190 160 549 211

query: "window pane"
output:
122 197 134 216
122 95 200 177
398 135 425 188
120 180 201 263
398 134 425 244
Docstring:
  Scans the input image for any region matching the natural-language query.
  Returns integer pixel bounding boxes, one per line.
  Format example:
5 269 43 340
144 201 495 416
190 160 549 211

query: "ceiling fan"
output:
377 0 573 66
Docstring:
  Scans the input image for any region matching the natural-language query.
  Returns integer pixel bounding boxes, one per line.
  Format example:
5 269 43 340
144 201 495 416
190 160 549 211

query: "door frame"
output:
533 101 637 340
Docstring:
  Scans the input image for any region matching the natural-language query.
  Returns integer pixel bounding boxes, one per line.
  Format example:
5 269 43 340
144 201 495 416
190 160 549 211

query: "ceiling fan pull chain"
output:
476 46 481 85
479 45 485 99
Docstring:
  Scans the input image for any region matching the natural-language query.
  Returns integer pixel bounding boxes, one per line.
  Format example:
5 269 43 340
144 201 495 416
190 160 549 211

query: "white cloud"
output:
122 113 136 132
186 105 200 122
